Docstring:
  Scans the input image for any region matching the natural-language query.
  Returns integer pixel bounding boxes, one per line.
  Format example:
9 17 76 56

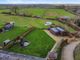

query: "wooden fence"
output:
3 27 35 49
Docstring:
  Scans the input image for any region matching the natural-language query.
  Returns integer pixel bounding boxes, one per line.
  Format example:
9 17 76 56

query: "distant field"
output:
8 29 55 58
18 8 75 18
44 9 75 18
19 8 46 17
0 8 75 18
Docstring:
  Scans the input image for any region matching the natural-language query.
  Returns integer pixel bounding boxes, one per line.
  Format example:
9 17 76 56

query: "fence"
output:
3 27 35 49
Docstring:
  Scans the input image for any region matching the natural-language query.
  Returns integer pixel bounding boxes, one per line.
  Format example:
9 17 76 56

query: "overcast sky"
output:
0 0 80 4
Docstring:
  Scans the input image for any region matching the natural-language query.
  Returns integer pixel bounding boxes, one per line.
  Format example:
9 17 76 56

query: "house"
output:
4 22 14 31
49 27 68 36
49 27 60 35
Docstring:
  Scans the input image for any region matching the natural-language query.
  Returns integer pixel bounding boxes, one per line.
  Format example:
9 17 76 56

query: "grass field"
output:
0 14 47 28
44 9 75 18
18 8 75 18
0 8 76 18
0 8 76 57
0 14 75 32
19 8 46 17
8 29 55 58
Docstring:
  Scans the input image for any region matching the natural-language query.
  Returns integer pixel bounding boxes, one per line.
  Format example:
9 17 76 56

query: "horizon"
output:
0 0 80 4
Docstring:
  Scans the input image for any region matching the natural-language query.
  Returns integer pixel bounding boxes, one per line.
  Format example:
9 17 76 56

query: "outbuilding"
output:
19 38 30 47
59 16 70 22
45 22 52 26
4 22 14 31
3 39 10 46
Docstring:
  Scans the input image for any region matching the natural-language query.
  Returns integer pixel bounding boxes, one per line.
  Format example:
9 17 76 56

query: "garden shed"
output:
3 39 10 46
45 22 52 26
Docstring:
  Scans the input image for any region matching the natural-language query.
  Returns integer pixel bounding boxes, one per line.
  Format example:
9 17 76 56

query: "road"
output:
61 41 80 60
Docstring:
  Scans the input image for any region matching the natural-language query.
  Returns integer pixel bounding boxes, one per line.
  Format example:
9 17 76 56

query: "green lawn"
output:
8 29 55 58
0 26 27 43
0 14 48 28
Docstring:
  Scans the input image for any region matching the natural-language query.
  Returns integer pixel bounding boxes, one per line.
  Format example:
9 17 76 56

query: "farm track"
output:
61 41 80 60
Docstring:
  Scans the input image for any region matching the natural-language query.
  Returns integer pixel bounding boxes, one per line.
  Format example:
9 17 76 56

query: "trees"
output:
10 6 19 15
75 19 80 27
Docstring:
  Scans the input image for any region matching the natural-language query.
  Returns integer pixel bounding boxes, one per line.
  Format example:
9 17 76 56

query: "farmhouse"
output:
48 27 68 36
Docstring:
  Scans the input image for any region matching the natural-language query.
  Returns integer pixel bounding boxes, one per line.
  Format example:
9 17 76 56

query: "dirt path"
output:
61 41 80 60
44 30 62 42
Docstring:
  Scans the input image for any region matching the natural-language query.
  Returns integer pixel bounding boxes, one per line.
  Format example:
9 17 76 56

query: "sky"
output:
0 0 80 4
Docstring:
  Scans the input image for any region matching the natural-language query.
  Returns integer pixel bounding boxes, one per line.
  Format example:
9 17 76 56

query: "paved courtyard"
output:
0 50 45 60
